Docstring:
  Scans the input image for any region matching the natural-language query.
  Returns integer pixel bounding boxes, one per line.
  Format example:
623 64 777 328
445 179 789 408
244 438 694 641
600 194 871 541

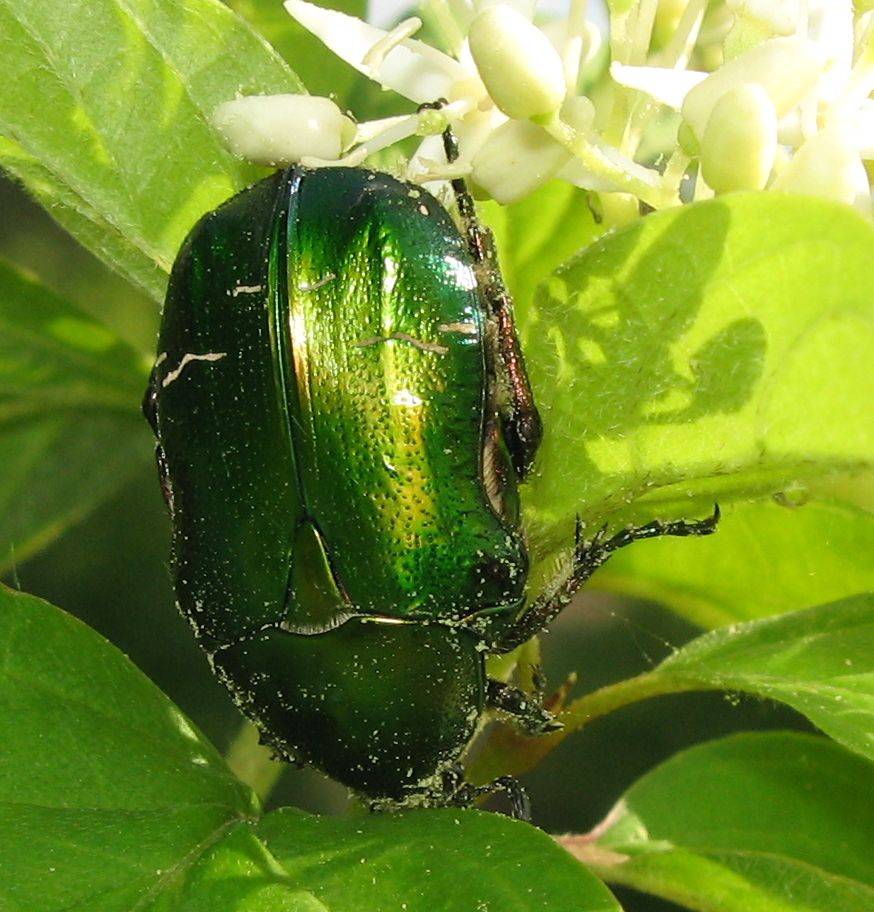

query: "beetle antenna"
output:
416 99 479 229
440 128 480 237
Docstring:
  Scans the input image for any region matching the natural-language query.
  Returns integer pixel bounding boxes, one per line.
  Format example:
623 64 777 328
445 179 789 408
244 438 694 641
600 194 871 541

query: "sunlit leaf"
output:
520 195 874 575
654 593 874 762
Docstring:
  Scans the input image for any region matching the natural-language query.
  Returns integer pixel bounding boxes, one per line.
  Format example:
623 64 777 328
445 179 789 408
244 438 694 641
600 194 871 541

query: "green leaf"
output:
0 586 618 911
520 194 874 566
585 732 874 912
0 135 168 305
0 585 280 910
0 258 151 568
158 825 329 912
259 806 621 912
596 498 874 627
0 0 302 299
655 593 874 763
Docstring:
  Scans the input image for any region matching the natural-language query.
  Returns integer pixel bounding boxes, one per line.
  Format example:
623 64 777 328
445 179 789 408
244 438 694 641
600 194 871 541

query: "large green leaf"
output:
0 0 302 300
583 732 874 912
519 194 874 568
0 258 150 568
0 585 271 910
0 135 168 305
653 593 874 763
259 807 620 912
0 585 619 910
484 179 600 322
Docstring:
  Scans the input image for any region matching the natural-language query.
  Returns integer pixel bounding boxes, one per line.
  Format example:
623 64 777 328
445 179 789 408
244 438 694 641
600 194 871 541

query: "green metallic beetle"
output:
145 143 718 813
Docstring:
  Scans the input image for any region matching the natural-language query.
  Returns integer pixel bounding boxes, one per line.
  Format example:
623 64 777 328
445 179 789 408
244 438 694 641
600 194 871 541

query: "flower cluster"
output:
213 0 874 218
614 0 874 214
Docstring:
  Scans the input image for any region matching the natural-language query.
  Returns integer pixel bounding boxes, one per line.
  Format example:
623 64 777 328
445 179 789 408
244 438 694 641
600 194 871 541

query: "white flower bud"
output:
212 95 355 166
772 124 870 212
475 0 537 16
468 5 566 119
701 83 777 192
682 37 822 142
471 119 571 203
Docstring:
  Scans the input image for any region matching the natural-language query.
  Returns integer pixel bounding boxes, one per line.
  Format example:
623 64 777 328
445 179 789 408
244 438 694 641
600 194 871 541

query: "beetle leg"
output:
141 370 159 434
471 230 543 479
494 505 721 653
486 679 562 735
441 766 532 821
429 115 543 478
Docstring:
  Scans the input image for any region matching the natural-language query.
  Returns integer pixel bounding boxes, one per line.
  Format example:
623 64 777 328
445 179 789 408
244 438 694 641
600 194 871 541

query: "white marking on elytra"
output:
438 322 477 335
299 272 336 293
161 351 227 388
231 284 263 296
353 332 448 355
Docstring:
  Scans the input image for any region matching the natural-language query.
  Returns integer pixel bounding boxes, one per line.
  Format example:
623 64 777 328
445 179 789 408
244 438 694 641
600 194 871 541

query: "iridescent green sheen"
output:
212 618 484 800
281 169 525 630
149 166 534 805
154 171 303 646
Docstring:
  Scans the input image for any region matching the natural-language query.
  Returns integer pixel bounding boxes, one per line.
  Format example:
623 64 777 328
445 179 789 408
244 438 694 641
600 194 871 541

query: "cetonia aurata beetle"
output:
145 130 718 814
